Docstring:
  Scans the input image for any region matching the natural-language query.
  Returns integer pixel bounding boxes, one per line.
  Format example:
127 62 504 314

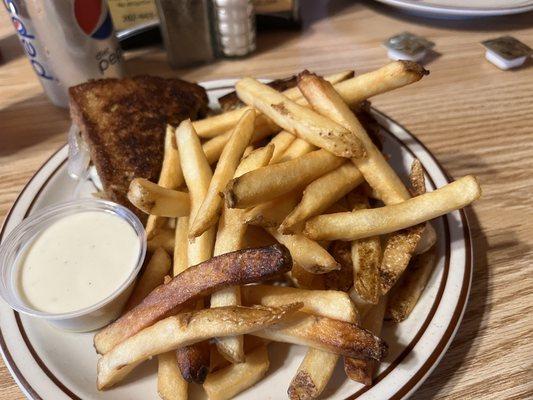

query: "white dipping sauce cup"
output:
0 199 146 332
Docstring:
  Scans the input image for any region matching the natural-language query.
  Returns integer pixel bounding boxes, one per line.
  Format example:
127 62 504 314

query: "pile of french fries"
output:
98 60 482 400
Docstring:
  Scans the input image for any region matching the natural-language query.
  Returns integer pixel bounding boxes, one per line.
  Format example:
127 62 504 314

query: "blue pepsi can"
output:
3 0 124 107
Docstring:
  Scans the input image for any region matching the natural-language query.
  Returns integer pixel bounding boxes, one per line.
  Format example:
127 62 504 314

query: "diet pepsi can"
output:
3 0 124 107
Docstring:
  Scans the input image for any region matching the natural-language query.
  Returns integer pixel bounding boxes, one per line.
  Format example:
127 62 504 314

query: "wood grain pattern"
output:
0 1 532 399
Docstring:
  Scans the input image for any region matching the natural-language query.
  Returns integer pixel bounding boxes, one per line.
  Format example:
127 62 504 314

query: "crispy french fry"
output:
269 228 339 274
204 345 269 400
280 163 363 233
298 71 409 205
251 312 387 361
124 247 171 311
269 131 296 163
211 145 274 364
235 78 366 158
158 351 188 400
176 119 216 383
193 71 354 139
97 304 302 390
225 150 344 209
344 194 382 304
147 228 175 254
94 244 292 355
288 348 338 400
386 246 437 322
289 263 326 290
190 109 256 237
380 159 427 294
146 125 183 238
127 178 190 217
304 176 481 241
241 285 358 323
344 295 387 385
352 236 381 304
324 241 354 292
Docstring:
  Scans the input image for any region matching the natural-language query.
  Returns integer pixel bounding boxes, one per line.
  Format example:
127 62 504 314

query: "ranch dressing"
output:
17 211 140 314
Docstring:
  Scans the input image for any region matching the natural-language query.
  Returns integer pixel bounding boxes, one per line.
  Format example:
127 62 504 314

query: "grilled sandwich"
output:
69 75 208 218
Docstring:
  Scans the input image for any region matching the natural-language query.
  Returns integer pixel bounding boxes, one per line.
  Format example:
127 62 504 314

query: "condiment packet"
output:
384 32 435 62
481 36 531 70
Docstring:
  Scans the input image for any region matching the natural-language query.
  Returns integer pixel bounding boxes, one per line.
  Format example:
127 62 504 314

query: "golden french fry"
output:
278 138 316 163
211 145 273 364
192 71 354 139
127 178 190 218
386 246 437 322
158 351 188 400
203 345 269 400
124 248 171 311
269 228 339 274
298 71 410 205
225 150 344 209
176 119 216 266
280 163 363 233
333 61 428 107
235 78 366 158
304 176 481 241
159 216 189 399
173 217 189 276
147 228 175 254
242 285 358 323
251 312 387 361
304 72 436 274
190 109 256 237
245 192 299 228
344 295 387 386
96 304 302 390
176 119 216 382
288 348 338 400
299 72 438 274
269 131 296 163
198 62 426 164
146 125 183 238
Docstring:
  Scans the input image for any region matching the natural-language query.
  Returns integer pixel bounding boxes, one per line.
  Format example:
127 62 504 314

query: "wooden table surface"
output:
0 1 532 399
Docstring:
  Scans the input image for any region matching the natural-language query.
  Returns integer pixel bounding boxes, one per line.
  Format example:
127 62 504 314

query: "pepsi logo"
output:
74 0 113 40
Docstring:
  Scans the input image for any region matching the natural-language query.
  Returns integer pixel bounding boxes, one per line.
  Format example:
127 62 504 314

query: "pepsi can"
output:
3 0 124 107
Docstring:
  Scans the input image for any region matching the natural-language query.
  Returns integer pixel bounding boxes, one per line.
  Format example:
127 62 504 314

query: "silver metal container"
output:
155 0 215 68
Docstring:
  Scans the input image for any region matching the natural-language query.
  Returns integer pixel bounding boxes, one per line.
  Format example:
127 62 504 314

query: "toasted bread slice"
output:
69 76 208 217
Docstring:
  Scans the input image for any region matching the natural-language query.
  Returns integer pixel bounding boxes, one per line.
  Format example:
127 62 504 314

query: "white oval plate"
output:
0 79 472 400
373 0 533 17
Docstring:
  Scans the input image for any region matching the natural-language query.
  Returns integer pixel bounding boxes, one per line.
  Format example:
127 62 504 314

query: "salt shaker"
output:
212 0 256 57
